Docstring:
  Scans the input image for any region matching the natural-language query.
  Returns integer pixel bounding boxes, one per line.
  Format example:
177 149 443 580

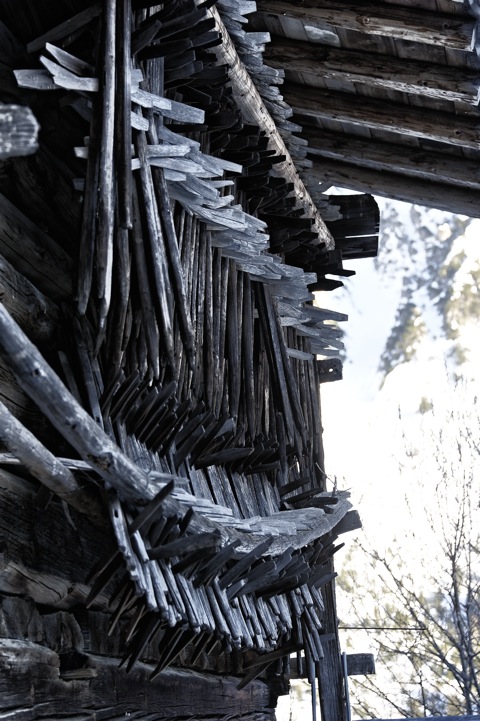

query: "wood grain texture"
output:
307 157 480 217
285 83 480 150
0 638 276 719
0 468 113 608
306 129 480 190
265 39 480 104
0 192 72 300
254 0 475 50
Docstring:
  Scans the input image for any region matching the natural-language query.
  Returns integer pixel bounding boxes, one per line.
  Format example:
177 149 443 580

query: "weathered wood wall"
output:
0 2 361 721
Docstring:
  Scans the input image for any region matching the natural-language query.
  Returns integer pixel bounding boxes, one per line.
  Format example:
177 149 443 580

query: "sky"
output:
277 201 480 720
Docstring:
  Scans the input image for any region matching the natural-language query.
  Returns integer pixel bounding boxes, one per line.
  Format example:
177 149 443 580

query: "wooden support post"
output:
265 40 480 105
254 0 475 50
283 84 480 150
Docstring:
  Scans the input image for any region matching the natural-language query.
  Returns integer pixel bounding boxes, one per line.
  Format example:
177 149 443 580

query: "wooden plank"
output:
307 158 480 217
27 2 102 53
306 129 480 189
206 6 334 250
284 84 480 150
0 639 276 720
254 0 475 50
265 39 480 104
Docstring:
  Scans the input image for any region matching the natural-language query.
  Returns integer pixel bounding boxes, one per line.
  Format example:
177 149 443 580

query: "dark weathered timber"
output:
0 252 59 343
265 39 480 104
0 192 72 299
0 639 276 720
0 468 114 607
307 159 480 218
0 302 158 505
0 401 105 524
306 130 480 191
253 0 475 50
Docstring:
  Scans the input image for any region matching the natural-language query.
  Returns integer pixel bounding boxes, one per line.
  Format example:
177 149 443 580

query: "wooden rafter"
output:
265 39 480 105
307 159 480 218
283 84 480 150
306 130 480 190
254 0 475 50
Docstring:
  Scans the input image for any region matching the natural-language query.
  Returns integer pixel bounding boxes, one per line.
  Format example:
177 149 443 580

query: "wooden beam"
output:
207 6 334 250
264 39 480 105
305 129 480 190
0 639 276 720
306 159 480 218
0 403 105 525
283 84 480 150
254 0 475 50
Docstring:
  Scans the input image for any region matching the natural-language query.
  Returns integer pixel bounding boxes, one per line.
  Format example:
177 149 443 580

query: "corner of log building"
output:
1 0 478 719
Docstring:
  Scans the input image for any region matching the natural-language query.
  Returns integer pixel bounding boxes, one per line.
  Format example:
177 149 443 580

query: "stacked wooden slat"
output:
0 0 360 705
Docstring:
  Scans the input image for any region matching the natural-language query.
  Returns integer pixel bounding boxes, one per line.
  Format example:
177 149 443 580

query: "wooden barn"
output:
0 1 477 721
